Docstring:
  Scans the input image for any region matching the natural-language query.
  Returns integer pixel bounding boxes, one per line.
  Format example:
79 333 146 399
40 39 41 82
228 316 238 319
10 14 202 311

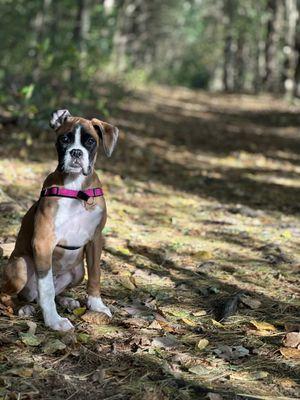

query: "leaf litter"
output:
0 86 300 399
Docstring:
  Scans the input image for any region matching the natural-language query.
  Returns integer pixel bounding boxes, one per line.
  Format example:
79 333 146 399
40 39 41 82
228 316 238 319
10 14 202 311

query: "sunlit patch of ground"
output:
0 86 300 399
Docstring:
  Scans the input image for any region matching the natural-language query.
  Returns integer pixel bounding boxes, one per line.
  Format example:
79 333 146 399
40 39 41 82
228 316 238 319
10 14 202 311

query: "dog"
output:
1 109 118 331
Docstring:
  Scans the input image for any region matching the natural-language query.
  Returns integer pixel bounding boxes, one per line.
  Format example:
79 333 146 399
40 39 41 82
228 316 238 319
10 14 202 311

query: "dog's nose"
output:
70 149 83 159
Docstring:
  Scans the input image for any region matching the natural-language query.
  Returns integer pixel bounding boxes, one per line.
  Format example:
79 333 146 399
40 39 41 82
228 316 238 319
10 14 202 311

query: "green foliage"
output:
0 0 298 119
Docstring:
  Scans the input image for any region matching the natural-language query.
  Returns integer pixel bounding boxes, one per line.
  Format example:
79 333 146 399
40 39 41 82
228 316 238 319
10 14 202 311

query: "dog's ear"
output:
50 109 71 131
91 118 119 157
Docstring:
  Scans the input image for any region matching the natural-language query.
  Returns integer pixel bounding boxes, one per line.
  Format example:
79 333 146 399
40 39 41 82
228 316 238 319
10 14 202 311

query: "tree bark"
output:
293 0 300 96
234 33 245 92
282 0 298 98
32 0 52 81
264 0 284 92
223 0 236 91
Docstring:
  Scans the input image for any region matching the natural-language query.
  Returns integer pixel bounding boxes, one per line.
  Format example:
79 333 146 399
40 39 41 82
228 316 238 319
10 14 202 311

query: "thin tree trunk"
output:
73 0 92 58
71 0 94 79
223 0 235 91
234 34 245 92
32 0 52 81
282 0 298 98
264 0 284 92
293 0 300 96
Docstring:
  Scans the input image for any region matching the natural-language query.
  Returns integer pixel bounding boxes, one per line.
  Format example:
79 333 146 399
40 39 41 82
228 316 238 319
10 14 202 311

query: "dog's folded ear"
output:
91 118 119 157
50 109 71 131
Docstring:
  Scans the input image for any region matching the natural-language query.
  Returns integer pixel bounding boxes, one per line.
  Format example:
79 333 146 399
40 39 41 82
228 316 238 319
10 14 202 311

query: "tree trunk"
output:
223 0 235 91
293 0 300 96
264 0 284 92
73 0 93 59
32 0 52 81
234 34 245 92
282 0 298 98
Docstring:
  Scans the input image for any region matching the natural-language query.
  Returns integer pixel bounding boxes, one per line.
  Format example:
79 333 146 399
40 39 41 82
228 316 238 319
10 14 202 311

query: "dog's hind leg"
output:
1 255 39 317
1 255 28 296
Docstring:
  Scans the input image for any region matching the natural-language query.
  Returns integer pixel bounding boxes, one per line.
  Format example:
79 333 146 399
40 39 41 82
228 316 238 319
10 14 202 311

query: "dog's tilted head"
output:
50 109 118 176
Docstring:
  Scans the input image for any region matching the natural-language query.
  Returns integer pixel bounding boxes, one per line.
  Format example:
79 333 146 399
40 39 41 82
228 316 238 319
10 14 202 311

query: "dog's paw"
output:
56 296 80 311
87 296 112 318
18 304 36 317
46 316 74 331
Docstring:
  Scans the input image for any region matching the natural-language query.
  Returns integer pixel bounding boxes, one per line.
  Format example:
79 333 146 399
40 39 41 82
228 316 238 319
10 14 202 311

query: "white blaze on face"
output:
64 126 90 175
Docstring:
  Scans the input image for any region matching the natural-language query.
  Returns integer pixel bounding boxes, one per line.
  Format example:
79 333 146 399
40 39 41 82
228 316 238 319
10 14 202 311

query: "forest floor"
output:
0 84 300 400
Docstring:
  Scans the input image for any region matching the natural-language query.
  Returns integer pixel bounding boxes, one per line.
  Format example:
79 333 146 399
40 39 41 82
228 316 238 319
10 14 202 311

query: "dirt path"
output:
0 86 300 399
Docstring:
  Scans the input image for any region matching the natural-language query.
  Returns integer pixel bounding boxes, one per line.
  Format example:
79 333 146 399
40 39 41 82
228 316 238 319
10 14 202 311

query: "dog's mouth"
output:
65 159 91 176
70 159 83 168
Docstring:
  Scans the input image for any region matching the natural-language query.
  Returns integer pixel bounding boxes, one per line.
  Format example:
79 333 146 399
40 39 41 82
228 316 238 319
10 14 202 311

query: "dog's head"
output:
50 109 118 176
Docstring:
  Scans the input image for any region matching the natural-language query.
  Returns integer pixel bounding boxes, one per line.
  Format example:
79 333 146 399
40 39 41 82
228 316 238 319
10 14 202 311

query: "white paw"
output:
57 296 80 311
45 316 74 331
18 304 36 317
87 296 112 318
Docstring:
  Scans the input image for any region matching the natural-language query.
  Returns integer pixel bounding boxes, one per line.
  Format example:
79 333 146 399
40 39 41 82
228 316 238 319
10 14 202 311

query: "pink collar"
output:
40 186 104 202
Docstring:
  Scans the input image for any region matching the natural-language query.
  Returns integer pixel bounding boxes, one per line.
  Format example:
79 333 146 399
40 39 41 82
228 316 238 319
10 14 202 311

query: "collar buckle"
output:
76 190 90 202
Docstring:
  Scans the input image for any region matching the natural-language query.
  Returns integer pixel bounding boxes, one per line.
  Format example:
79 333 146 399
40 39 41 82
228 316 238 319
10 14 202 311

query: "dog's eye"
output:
60 135 70 144
86 137 95 146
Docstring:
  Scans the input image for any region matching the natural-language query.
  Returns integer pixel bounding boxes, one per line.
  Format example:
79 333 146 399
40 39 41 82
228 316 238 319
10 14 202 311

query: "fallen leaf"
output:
192 310 207 317
91 368 105 383
207 393 223 400
249 320 276 331
26 321 37 335
118 276 136 291
0 242 15 258
181 317 197 327
81 311 111 324
19 332 42 347
194 251 213 261
189 364 211 376
246 329 274 337
152 336 180 349
0 300 14 317
278 378 297 388
167 308 190 318
124 318 149 328
196 338 209 351
0 294 14 309
211 319 224 328
229 371 268 381
73 307 86 317
157 320 180 333
283 332 300 348
279 347 300 359
43 339 66 354
77 333 90 344
124 303 152 318
7 367 33 378
148 320 162 330
253 371 269 380
240 296 261 310
213 345 249 360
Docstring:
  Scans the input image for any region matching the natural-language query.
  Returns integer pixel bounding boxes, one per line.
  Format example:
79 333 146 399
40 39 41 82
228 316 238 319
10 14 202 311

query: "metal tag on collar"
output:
76 190 90 202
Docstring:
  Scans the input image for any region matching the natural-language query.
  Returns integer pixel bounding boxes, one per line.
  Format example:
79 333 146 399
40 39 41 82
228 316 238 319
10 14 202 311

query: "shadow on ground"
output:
0 84 300 399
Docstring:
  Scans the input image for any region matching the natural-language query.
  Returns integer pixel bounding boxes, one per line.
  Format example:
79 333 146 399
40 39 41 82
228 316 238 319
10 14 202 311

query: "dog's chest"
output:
54 198 102 247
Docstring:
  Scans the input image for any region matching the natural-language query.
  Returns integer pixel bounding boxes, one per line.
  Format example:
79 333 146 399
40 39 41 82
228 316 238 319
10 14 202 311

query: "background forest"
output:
1 0 300 119
0 1 300 400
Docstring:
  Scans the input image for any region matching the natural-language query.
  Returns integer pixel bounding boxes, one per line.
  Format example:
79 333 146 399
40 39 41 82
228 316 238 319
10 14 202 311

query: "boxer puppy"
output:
1 109 118 331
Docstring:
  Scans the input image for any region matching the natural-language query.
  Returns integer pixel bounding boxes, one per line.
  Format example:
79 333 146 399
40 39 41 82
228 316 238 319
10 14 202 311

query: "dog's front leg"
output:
85 234 112 317
33 239 74 331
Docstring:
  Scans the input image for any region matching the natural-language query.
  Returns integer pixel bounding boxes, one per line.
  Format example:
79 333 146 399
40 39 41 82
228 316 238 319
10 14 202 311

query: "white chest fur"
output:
54 174 103 247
